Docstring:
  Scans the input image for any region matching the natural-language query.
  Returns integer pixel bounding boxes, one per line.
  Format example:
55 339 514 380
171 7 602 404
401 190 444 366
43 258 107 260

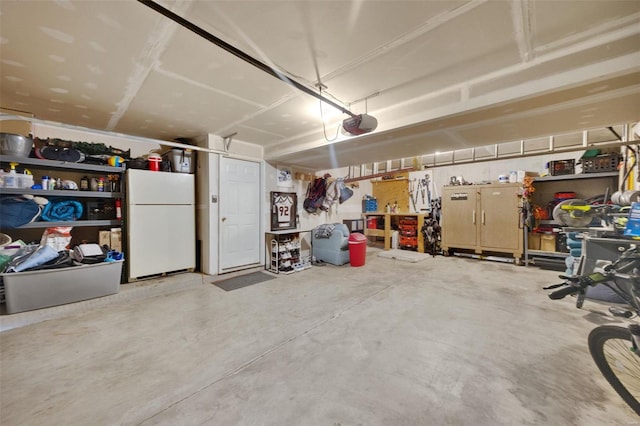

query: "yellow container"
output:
528 233 541 250
540 234 556 252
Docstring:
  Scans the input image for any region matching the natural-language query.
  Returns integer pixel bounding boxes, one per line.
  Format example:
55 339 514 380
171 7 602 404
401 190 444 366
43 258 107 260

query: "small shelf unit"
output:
525 171 619 268
265 230 312 274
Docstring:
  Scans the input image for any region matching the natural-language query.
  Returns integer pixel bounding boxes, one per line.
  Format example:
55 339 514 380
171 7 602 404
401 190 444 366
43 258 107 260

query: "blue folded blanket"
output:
41 198 83 221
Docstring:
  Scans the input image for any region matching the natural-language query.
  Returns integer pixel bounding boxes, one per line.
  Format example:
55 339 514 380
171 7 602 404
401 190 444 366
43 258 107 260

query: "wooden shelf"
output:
364 229 385 237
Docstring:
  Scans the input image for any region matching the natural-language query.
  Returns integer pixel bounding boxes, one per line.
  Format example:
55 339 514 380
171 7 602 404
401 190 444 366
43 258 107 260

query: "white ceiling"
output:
1 0 639 171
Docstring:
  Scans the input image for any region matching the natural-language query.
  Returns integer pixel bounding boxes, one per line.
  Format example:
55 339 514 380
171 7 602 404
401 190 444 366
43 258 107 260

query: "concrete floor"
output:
0 249 637 425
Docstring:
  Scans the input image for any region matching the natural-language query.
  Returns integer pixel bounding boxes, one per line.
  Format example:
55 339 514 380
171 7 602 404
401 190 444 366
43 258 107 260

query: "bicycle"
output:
544 245 640 415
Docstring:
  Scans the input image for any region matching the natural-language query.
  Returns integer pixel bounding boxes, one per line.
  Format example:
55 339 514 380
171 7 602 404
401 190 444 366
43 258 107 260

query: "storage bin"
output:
528 233 541 250
362 198 378 213
399 236 417 247
400 228 416 236
1 260 123 314
540 234 556 252
582 153 620 173
547 160 575 176
163 148 195 173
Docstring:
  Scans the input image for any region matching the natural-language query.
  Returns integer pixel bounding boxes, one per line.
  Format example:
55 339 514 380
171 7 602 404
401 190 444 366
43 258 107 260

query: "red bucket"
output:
148 153 162 171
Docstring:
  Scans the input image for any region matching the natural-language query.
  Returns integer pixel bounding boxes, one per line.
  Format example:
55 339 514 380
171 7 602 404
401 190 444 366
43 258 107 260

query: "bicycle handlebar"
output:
549 284 584 300
545 245 640 312
546 273 608 300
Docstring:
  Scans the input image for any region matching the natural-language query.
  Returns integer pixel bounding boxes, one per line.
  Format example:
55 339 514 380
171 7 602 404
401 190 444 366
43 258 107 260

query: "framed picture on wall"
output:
277 166 293 188
271 191 297 231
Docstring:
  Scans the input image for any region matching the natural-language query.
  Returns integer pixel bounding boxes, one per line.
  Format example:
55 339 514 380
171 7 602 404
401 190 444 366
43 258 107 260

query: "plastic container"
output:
148 153 162 171
18 173 33 189
547 160 575 176
391 230 399 249
165 148 194 173
2 260 123 314
4 164 18 188
348 233 367 267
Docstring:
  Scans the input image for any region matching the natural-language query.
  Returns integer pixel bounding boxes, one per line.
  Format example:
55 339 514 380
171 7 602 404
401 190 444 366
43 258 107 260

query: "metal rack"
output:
524 171 619 268
265 230 312 274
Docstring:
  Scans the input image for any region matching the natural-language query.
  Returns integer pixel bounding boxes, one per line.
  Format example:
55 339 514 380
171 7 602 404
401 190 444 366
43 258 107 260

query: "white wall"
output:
302 150 607 231
428 151 588 197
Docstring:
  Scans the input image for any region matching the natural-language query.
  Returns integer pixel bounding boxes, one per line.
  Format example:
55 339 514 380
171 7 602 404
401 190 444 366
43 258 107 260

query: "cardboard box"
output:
99 230 111 247
110 228 122 252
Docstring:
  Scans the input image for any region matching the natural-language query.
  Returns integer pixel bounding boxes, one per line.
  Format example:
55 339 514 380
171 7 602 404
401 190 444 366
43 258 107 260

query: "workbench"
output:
362 212 429 253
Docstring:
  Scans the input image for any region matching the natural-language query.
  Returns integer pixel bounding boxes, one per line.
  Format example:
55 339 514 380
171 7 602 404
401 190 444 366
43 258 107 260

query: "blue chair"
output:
311 223 351 265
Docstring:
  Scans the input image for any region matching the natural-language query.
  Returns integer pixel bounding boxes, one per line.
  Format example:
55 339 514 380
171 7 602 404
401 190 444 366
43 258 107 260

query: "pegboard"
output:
371 178 410 213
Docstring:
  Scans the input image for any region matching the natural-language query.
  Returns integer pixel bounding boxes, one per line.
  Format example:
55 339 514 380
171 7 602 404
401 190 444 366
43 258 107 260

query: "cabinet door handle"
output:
482 210 486 225
472 210 476 224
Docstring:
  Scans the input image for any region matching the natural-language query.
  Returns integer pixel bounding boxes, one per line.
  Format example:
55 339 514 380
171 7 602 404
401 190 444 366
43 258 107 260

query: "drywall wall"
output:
308 149 618 230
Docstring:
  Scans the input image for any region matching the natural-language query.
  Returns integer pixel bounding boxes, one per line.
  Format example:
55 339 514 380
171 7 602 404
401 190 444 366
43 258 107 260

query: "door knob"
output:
221 217 226 222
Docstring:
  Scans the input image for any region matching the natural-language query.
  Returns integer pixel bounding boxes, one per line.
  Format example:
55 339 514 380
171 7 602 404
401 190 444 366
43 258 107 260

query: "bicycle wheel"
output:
588 325 640 415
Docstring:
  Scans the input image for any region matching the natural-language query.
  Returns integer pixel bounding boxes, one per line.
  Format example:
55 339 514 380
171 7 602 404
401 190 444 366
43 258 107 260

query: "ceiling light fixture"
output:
138 0 377 136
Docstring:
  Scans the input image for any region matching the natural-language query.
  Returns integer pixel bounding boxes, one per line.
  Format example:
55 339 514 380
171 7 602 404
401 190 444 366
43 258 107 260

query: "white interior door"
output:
219 157 261 271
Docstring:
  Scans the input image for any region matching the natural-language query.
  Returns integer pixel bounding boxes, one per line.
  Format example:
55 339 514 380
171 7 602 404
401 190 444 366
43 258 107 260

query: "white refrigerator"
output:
126 169 195 280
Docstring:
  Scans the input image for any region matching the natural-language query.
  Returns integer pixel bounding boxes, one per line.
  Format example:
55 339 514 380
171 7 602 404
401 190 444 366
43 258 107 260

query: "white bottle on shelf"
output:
18 172 33 189
4 163 18 188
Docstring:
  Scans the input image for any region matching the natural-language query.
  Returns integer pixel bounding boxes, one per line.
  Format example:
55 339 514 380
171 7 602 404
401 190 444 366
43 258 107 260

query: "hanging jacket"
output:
321 179 339 211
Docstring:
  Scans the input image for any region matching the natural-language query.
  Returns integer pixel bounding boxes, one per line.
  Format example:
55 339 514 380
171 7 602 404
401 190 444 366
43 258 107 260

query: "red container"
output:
400 236 418 247
148 153 162 171
554 192 576 200
348 233 367 267
366 218 377 229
